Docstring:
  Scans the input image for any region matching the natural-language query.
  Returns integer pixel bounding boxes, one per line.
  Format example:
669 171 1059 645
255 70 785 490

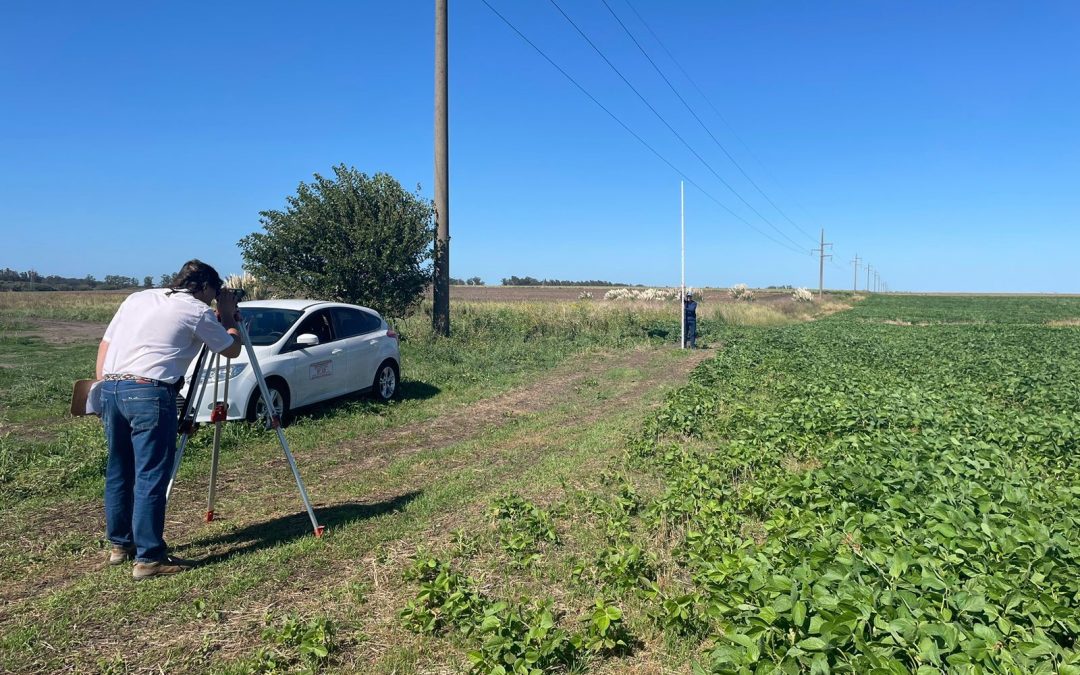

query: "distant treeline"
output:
500 276 636 287
0 268 171 292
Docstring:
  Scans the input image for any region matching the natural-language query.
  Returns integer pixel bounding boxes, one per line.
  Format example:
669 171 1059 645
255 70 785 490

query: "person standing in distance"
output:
96 259 242 579
684 291 698 348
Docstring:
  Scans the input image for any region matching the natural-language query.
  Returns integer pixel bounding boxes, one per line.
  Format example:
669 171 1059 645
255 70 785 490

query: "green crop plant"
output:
399 554 634 674
626 296 1080 672
221 614 336 674
489 494 560 567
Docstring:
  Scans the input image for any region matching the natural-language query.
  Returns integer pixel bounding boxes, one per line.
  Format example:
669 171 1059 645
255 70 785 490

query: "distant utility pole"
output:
432 0 451 336
680 181 685 350
874 271 880 293
813 229 833 299
866 264 873 293
851 253 860 291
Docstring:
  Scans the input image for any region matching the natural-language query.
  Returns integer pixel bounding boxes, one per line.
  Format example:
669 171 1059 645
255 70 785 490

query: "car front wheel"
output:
372 361 399 401
247 382 290 427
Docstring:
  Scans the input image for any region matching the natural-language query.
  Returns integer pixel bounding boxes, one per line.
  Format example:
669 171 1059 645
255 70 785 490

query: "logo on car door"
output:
309 360 333 379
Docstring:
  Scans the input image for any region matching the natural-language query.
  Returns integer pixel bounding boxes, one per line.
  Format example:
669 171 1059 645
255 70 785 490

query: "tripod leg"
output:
167 351 216 502
206 355 230 522
236 321 325 537
205 422 222 521
273 426 325 537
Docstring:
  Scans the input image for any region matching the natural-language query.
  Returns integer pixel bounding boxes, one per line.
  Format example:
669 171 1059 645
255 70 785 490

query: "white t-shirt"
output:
101 289 235 384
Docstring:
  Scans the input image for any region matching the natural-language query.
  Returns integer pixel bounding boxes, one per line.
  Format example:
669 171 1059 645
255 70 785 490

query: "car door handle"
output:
331 348 344 355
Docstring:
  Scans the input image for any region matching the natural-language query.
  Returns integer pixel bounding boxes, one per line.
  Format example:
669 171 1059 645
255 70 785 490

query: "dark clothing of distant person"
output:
684 299 697 348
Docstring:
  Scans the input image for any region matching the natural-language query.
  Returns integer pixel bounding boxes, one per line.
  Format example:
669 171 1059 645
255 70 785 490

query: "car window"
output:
288 309 335 348
239 308 302 346
333 307 383 338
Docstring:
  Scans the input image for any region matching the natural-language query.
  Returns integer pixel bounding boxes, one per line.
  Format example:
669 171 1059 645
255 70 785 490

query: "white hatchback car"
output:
182 299 401 423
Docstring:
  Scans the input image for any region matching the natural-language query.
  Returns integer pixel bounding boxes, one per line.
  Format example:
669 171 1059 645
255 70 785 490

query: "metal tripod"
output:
165 321 325 537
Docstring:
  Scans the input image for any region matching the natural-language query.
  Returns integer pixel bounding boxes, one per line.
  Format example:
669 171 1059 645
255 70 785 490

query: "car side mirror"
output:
296 333 320 347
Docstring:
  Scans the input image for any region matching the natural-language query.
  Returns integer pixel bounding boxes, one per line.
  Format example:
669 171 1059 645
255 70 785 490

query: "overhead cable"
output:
479 0 807 255
601 0 817 246
621 0 821 243
547 0 806 252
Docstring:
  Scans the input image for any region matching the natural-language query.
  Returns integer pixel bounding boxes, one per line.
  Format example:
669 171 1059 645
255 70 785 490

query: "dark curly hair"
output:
167 259 223 295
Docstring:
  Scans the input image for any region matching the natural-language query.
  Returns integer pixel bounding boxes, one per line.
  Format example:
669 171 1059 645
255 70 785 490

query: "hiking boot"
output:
132 556 193 580
108 544 136 566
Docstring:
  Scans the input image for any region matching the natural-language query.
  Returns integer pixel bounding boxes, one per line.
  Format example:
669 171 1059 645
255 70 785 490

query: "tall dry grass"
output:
0 290 130 323
400 299 677 345
1 291 852 334
706 299 849 326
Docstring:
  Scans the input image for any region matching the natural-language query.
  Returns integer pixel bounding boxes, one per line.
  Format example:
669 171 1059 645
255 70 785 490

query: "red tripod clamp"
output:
210 401 228 423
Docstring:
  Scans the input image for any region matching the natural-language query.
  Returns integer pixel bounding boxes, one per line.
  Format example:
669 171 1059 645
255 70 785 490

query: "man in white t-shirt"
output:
96 259 242 579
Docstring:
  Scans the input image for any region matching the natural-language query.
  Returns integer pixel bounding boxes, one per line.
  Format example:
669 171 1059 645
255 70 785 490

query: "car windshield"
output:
239 308 303 346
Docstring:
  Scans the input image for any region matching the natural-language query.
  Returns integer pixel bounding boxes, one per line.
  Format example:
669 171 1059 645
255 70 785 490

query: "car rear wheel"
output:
247 382 290 427
372 361 399 401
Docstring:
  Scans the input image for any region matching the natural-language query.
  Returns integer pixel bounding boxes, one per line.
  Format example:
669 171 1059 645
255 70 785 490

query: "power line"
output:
600 0 816 247
812 229 832 298
479 0 807 255
547 0 806 252
620 0 820 244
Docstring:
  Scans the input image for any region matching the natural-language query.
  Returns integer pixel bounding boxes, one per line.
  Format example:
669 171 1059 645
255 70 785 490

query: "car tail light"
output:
386 327 399 342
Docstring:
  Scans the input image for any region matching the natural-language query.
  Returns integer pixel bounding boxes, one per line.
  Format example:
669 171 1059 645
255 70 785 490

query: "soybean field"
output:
617 296 1080 672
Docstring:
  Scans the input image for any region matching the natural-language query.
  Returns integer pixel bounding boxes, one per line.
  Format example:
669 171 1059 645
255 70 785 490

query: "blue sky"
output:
1 1 1077 292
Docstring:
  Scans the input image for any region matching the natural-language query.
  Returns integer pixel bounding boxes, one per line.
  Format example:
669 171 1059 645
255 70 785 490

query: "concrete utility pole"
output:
813 229 833 299
851 253 860 291
866 264 872 293
432 0 451 336
680 181 685 350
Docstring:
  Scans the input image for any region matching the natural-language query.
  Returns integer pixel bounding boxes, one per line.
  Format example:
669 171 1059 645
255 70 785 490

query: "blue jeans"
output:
102 380 178 563
685 321 697 348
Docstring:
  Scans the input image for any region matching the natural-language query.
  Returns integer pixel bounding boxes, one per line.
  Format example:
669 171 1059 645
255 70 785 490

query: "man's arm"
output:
96 339 109 379
213 291 243 359
221 332 242 359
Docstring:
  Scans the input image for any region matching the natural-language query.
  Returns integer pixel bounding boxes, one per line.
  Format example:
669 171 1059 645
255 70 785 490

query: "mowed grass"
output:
0 297 685 507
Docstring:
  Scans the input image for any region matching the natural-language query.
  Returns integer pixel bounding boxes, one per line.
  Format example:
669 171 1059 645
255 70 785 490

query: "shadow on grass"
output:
184 491 422 566
397 380 441 401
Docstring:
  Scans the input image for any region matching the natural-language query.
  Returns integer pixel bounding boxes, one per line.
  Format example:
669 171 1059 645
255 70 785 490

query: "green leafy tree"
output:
239 164 434 318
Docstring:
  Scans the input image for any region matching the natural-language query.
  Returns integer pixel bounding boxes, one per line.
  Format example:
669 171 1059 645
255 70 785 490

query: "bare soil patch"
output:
5 319 105 345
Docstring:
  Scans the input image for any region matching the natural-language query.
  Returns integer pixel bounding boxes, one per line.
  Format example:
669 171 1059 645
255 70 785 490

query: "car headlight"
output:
199 363 247 382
